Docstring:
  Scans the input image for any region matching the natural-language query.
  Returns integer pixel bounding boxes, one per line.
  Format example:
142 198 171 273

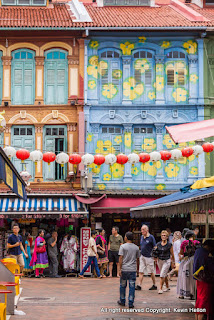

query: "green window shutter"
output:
43 135 55 181
46 63 56 105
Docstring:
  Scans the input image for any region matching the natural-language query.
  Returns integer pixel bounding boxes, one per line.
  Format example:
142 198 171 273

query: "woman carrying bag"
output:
95 228 109 278
30 229 49 278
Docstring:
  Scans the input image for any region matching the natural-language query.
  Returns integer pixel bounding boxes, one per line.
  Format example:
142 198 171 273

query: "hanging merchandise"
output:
43 152 56 165
56 152 69 167
105 154 117 165
202 142 214 153
139 153 150 163
81 153 94 166
94 154 105 166
16 149 30 163
69 154 82 165
171 149 182 160
149 151 161 162
3 146 16 159
192 145 203 157
30 150 43 164
116 153 128 165
160 151 171 161
128 153 140 165
181 147 194 158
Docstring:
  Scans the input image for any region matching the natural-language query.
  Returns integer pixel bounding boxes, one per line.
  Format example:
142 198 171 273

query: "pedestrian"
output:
48 230 61 278
193 240 214 320
181 228 189 243
153 230 175 294
108 227 123 278
166 228 173 244
135 225 157 291
95 228 109 277
117 232 140 308
193 226 199 239
177 230 200 299
168 231 182 280
60 231 78 272
30 229 49 278
79 230 102 279
22 232 32 275
7 223 28 272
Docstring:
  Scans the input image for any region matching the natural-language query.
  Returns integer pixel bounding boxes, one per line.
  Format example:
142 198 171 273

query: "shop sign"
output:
18 218 36 224
191 213 206 224
208 214 214 224
80 227 91 274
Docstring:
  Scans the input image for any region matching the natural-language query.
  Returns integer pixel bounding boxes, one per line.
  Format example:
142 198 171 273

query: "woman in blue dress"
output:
22 232 32 274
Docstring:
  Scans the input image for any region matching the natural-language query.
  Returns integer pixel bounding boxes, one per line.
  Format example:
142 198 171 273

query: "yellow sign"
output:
17 178 23 198
5 163 13 189
18 218 36 224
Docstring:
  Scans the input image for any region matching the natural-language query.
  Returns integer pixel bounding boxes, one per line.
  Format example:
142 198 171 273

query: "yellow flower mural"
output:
112 69 122 79
148 91 156 100
161 41 171 48
165 163 180 178
156 64 163 73
142 138 156 152
88 80 96 90
103 173 111 181
141 161 161 177
131 166 140 176
87 57 108 79
134 59 150 73
123 77 144 100
87 133 93 142
89 40 99 49
96 140 115 155
89 56 99 66
102 84 118 99
110 163 124 178
97 184 106 190
190 74 199 83
183 40 197 54
138 36 146 43
172 88 188 103
120 41 135 55
178 154 195 165
162 134 176 149
114 136 122 144
190 166 198 176
154 76 164 91
124 132 132 149
89 163 100 175
155 184 166 190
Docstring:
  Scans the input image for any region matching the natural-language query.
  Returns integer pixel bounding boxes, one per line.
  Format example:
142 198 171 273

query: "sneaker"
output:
158 289 163 294
135 285 141 291
149 285 157 290
117 300 125 306
163 288 170 292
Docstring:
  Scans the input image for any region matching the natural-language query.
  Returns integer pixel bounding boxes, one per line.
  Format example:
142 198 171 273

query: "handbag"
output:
97 248 104 255
36 245 46 253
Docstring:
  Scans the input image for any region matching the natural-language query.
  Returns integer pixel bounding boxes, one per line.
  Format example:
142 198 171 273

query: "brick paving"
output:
11 276 195 320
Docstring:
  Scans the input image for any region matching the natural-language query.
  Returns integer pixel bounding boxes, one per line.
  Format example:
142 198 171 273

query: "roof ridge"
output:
170 0 209 21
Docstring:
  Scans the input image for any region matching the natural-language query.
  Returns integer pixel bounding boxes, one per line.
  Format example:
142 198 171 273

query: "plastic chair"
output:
0 285 10 320
1 258 16 264
4 264 21 296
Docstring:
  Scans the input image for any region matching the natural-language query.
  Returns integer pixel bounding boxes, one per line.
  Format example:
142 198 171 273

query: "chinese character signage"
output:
80 227 91 274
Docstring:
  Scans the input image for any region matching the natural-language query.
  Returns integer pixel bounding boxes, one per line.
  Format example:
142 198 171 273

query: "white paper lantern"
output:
171 149 182 160
211 141 214 146
81 153 94 166
192 145 203 156
105 154 117 166
149 151 161 162
3 146 16 159
56 152 69 166
30 150 43 163
128 153 140 165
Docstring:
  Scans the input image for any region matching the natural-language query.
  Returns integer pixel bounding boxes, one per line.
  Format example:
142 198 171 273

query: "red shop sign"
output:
80 227 91 275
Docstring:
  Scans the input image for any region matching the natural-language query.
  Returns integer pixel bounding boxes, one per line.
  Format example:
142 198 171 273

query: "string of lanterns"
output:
2 142 214 168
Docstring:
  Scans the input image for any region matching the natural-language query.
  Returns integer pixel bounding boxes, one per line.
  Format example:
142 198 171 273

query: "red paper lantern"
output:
16 149 30 162
139 153 150 163
202 143 214 153
94 154 105 166
160 151 171 161
116 153 128 165
181 147 194 158
43 152 56 165
69 154 82 165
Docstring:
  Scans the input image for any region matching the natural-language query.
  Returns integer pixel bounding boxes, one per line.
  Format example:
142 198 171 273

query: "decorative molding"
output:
52 110 58 119
122 56 132 65
67 123 77 132
5 126 11 133
40 42 72 56
7 43 40 56
20 110 26 119
188 55 198 64
35 125 44 134
1 56 12 66
109 110 115 119
41 112 69 124
8 113 38 124
68 55 79 65
123 124 132 132
141 110 147 119
155 55 165 64
91 123 99 134
172 109 178 118
35 56 45 66
155 124 164 134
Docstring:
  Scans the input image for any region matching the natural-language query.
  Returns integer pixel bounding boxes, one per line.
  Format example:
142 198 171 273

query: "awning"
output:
74 194 106 204
91 197 157 214
130 186 214 218
166 118 214 143
0 147 27 201
0 197 88 216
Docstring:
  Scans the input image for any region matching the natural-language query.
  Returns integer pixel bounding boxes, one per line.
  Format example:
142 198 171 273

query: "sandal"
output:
78 275 84 279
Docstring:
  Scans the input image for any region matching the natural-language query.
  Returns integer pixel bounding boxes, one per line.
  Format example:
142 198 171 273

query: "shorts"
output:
139 255 155 274
157 259 171 278
9 254 25 267
108 250 119 263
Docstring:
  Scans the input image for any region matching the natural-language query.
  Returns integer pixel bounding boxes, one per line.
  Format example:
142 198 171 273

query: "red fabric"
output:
74 194 106 204
195 280 214 314
166 119 214 143
30 236 45 266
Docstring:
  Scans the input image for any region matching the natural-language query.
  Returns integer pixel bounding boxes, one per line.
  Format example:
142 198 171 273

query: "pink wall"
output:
79 111 85 170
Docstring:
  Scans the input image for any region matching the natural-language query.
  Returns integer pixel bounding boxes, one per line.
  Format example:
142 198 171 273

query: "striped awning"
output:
0 197 88 214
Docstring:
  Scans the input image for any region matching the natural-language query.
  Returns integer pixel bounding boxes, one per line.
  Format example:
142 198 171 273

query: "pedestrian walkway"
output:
11 277 195 320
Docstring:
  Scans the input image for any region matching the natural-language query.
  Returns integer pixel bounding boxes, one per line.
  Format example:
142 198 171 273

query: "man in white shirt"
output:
79 230 102 278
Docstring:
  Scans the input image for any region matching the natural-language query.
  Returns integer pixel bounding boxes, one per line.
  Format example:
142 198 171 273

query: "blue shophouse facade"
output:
84 32 205 191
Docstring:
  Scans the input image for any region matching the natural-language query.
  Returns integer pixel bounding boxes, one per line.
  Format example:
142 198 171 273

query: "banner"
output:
80 227 91 275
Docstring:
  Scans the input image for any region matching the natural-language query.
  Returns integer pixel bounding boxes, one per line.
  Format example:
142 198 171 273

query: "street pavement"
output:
11 276 195 320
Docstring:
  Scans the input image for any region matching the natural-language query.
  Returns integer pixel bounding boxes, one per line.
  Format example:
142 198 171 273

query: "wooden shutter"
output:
45 61 56 105
13 62 23 105
56 62 67 104
111 60 121 103
23 62 34 104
